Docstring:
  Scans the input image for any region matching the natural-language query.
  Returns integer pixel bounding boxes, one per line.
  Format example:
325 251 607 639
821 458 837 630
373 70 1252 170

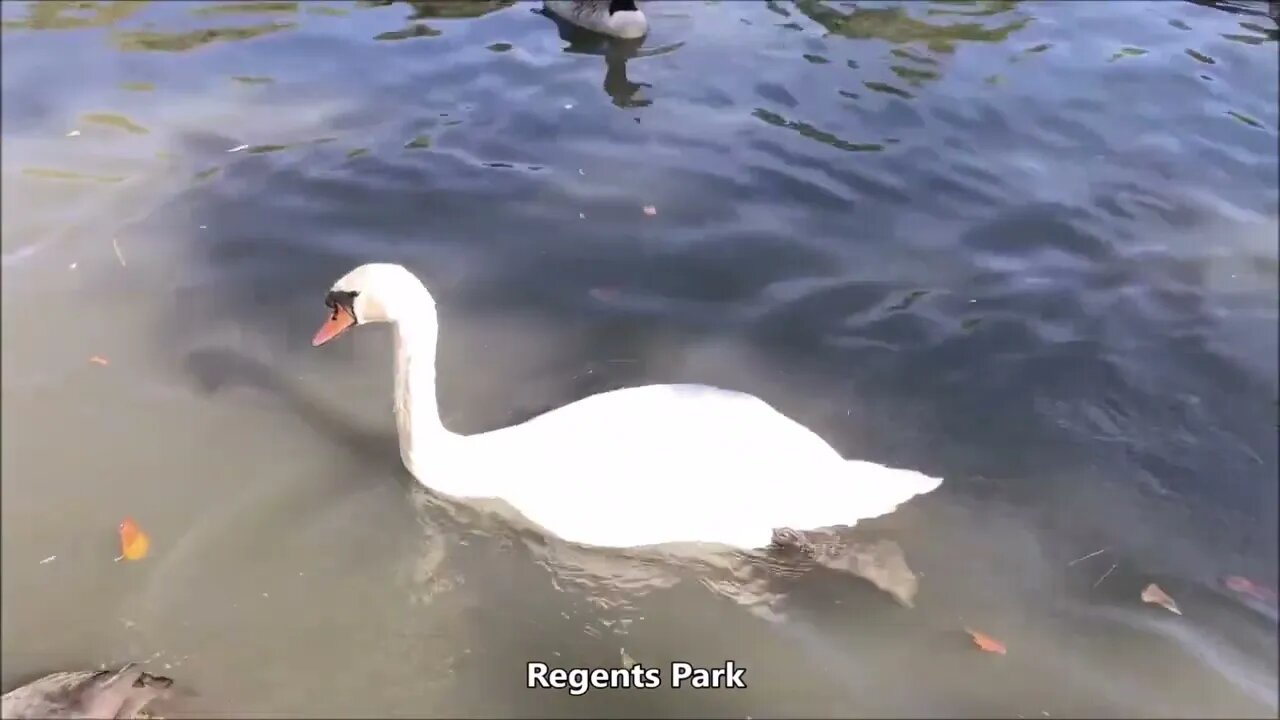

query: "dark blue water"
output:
2 1 1277 717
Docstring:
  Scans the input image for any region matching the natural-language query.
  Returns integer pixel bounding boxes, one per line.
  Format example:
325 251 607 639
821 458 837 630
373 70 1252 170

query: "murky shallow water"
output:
2 1 1277 717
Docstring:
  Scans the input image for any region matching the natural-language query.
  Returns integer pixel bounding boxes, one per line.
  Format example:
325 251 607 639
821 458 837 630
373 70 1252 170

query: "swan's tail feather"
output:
837 459 943 523
745 460 942 549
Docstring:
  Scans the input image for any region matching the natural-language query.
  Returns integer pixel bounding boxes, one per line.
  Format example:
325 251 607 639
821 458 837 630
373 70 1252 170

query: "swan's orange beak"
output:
312 313 355 347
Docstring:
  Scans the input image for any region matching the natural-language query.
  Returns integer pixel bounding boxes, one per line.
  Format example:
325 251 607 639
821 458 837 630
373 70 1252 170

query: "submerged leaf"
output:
1222 576 1275 604
964 627 1007 655
1140 583 1181 615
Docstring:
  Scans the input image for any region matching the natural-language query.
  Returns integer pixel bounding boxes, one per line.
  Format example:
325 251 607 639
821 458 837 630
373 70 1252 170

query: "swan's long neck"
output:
388 287 453 477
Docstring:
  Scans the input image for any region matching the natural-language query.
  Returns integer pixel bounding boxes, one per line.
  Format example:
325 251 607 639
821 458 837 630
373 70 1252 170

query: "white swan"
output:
543 0 648 40
311 264 942 550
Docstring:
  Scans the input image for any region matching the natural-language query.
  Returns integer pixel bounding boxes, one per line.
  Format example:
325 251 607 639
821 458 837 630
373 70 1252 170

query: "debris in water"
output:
1092 562 1117 588
1141 583 1181 615
89 356 110 366
118 518 150 561
39 555 56 565
112 237 127 267
69 262 78 270
590 287 621 302
1067 547 1108 566
564 104 574 110
620 648 636 669
67 130 81 137
227 144 250 153
1223 575 1277 604
964 627 1007 655
642 205 657 216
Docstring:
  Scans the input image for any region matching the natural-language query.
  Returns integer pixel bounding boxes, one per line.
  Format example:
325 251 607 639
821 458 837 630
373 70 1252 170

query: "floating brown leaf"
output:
1141 583 1181 615
964 627 1006 655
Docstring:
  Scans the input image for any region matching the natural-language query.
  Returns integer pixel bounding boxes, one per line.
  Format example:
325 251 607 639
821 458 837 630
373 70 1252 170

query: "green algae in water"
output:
307 5 350 16
891 65 939 85
890 47 940 66
114 22 295 52
193 2 299 16
863 81 913 99
1184 48 1216 64
81 112 149 135
23 168 125 184
1109 47 1148 62
374 24 440 41
1226 110 1264 130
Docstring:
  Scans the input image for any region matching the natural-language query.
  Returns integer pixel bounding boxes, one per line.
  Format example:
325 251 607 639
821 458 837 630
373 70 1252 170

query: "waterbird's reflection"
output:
536 4 683 109
364 0 519 21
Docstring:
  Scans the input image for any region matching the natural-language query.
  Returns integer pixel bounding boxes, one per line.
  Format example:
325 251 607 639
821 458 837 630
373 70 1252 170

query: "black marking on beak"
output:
325 290 360 322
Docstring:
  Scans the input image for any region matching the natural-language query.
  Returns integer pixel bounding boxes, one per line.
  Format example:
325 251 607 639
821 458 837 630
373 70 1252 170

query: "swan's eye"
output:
324 290 360 320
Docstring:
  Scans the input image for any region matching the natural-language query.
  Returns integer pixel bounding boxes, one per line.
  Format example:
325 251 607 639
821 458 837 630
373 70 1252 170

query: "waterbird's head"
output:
311 263 432 346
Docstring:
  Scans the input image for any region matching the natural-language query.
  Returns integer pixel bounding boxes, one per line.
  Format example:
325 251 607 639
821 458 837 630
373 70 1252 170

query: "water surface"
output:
2 1 1277 717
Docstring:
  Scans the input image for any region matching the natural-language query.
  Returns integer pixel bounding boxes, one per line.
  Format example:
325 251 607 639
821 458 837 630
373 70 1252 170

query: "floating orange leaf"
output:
1140 583 1181 615
89 356 109 366
118 518 150 561
964 627 1006 655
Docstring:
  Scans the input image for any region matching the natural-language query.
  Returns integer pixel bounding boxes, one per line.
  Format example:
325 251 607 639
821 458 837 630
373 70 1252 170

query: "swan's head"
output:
607 0 648 39
311 263 432 346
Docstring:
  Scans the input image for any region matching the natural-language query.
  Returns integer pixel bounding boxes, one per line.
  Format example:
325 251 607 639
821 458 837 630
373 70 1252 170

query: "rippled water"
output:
2 1 1277 717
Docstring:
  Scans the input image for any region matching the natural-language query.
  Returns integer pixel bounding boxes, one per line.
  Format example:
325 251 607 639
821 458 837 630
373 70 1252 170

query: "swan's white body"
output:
316 264 942 550
544 0 648 39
